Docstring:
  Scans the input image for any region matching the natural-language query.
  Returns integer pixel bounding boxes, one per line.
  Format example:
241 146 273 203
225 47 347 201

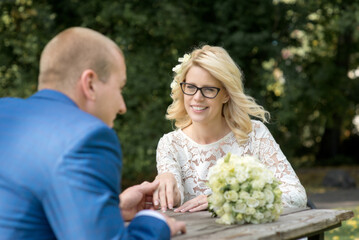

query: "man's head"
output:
38 27 127 127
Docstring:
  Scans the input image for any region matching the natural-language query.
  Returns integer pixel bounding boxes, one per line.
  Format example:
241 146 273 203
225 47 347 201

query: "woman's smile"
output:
191 105 208 112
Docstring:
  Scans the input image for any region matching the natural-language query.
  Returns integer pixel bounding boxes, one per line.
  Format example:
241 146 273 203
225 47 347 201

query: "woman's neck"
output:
183 118 231 145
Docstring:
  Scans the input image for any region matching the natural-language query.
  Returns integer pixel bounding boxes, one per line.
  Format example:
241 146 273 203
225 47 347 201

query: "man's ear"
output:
79 69 97 101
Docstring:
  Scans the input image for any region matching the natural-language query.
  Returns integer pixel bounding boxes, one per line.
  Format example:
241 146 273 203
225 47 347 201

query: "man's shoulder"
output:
0 92 115 146
0 96 24 108
28 90 107 130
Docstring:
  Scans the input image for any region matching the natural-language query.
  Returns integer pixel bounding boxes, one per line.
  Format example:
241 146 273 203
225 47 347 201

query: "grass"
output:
296 166 359 240
325 206 359 240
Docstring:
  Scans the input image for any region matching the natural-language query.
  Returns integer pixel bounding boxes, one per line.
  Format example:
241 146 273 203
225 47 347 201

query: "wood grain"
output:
165 208 354 240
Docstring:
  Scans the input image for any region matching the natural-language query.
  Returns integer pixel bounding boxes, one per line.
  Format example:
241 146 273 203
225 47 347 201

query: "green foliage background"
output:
1 0 359 188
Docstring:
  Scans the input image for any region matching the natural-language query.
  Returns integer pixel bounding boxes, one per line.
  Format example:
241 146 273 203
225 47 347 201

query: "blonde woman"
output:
153 45 307 213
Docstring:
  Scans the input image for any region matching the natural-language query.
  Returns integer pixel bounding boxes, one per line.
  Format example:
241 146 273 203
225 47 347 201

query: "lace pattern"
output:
156 120 307 208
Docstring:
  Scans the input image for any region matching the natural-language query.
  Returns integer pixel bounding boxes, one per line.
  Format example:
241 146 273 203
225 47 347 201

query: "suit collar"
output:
31 89 79 108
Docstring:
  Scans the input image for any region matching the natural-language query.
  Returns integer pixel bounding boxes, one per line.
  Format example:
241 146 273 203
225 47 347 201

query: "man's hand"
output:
120 180 159 221
163 214 186 236
153 173 181 212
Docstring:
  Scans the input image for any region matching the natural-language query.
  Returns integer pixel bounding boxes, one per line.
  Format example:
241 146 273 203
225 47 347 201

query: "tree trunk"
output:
316 23 352 164
317 126 341 163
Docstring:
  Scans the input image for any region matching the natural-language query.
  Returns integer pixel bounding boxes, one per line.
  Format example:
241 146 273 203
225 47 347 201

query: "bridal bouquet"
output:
207 153 282 225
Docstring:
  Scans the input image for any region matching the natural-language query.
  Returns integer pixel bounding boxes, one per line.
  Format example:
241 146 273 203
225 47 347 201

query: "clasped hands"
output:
153 172 208 213
119 172 207 236
119 180 186 236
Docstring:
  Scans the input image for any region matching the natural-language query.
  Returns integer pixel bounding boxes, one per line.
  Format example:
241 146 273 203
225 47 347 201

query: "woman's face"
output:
183 65 228 126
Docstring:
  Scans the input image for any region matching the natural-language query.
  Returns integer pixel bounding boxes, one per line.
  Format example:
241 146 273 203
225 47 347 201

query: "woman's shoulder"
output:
158 129 182 144
250 119 271 137
251 119 267 129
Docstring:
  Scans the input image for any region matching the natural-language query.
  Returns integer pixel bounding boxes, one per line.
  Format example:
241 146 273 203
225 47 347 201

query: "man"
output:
0 27 186 239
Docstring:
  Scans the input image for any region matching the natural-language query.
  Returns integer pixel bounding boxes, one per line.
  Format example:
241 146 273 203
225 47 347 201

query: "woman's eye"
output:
204 88 216 93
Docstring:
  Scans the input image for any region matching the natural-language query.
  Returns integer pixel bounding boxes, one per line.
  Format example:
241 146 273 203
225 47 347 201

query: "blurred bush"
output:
1 0 359 187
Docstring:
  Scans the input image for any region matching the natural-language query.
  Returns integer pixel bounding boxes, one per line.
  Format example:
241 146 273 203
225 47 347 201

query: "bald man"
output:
0 27 185 239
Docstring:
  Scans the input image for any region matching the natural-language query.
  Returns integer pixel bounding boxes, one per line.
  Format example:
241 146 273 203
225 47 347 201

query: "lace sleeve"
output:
254 122 307 208
156 134 185 205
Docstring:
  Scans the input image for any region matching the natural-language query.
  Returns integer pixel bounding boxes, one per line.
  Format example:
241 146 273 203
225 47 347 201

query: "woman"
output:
153 45 307 213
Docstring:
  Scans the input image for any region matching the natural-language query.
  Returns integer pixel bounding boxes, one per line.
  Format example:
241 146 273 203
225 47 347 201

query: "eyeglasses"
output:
180 82 221 99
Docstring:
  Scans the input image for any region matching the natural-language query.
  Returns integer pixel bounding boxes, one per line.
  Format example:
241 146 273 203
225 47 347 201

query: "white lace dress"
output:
156 120 307 208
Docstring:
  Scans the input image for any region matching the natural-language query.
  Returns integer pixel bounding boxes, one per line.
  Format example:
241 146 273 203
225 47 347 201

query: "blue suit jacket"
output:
0 90 170 240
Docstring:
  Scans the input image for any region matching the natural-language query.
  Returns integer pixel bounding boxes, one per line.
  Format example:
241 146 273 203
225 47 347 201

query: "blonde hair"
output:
167 45 270 143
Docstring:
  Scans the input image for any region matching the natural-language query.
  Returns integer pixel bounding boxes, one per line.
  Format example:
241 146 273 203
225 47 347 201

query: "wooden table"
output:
165 208 354 240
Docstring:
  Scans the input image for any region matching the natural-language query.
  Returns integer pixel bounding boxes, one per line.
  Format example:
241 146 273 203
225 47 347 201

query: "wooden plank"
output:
165 207 308 219
167 209 354 240
281 207 309 215
271 209 354 239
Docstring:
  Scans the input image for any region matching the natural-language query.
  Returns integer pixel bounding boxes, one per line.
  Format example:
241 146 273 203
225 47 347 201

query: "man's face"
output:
94 52 127 128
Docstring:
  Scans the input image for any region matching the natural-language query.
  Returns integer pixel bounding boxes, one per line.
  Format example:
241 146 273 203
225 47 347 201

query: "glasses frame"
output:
180 82 221 99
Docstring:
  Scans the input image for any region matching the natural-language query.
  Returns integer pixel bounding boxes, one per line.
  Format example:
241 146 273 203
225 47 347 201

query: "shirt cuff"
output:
135 209 166 223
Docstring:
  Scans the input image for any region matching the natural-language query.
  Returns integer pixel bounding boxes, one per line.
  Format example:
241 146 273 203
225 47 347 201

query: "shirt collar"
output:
30 89 79 108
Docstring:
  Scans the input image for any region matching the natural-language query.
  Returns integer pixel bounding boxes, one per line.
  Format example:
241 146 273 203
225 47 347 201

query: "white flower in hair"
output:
178 53 191 63
172 53 191 74
171 53 191 89
170 80 177 89
172 64 182 74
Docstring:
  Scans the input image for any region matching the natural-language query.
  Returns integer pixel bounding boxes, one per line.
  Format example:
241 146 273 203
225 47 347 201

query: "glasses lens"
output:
182 83 197 95
181 83 220 98
202 87 218 98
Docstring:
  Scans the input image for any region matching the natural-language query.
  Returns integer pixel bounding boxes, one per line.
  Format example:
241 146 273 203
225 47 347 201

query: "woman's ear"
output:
223 91 230 104
79 69 97 101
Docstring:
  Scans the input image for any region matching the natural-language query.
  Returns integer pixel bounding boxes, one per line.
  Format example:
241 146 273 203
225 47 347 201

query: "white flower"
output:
264 188 275 203
210 192 225 206
172 64 182 74
239 191 250 200
222 202 232 213
254 212 264 221
232 202 246 213
246 197 259 208
178 53 191 63
207 153 283 225
170 53 191 89
252 191 265 200
245 207 256 215
251 179 265 190
172 53 191 74
263 211 272 219
216 213 235 225
216 207 225 216
235 170 249 183
258 199 266 207
229 182 240 192
170 80 177 89
224 190 239 202
240 182 250 191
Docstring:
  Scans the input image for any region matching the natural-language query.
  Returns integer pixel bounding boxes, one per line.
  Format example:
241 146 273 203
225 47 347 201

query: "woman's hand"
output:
174 195 208 213
153 172 181 212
